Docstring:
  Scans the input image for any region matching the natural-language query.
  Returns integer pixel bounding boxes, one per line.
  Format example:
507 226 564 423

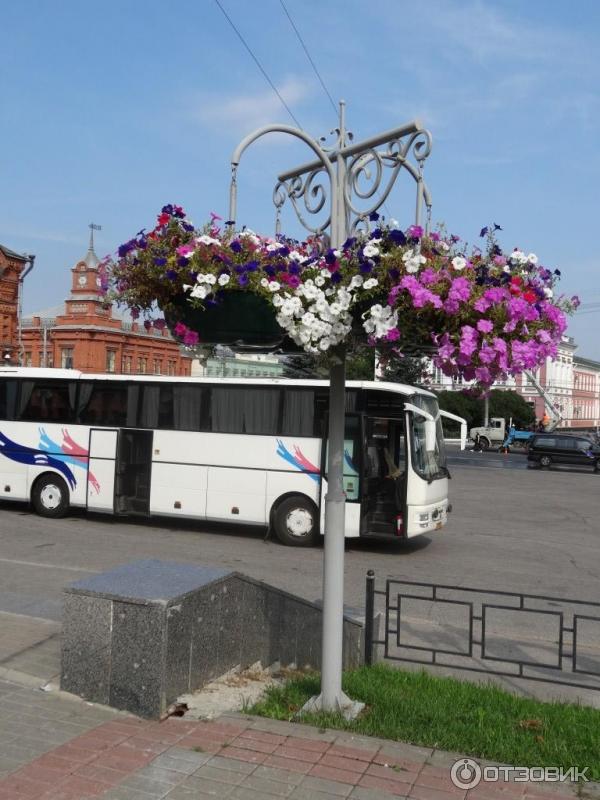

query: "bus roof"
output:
0 367 436 399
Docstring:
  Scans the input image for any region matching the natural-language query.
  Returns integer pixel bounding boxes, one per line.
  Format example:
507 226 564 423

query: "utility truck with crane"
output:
469 371 564 451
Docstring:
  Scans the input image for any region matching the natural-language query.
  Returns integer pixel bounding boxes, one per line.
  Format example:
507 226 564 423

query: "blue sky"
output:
1 0 599 356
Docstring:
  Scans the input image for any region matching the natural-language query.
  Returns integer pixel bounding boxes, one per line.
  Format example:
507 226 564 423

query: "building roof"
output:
0 243 28 262
574 354 600 371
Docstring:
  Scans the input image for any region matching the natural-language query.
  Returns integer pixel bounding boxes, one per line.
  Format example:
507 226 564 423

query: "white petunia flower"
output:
268 281 280 292
190 284 210 300
527 253 538 264
438 241 450 252
350 275 364 289
451 257 466 271
218 274 230 286
363 278 379 290
260 278 269 287
543 287 553 299
196 235 220 247
363 243 380 258
315 276 325 287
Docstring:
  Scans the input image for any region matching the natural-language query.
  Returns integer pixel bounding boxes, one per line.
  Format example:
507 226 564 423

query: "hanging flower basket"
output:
164 290 287 348
103 206 580 392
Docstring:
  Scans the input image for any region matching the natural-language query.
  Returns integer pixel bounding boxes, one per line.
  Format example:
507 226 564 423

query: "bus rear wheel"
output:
32 474 69 519
273 496 319 547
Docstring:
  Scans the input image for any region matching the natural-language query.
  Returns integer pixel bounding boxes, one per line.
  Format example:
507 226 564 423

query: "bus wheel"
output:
273 496 318 547
32 474 69 519
539 455 552 469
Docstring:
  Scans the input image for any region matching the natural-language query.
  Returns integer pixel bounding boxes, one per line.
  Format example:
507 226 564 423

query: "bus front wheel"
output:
273 496 319 547
32 474 69 519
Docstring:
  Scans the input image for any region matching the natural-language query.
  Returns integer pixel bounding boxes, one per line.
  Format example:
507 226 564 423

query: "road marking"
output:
0 558 95 573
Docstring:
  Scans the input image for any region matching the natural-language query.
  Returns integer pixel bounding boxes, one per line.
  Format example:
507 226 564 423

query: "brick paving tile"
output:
289 789 352 800
240 773 299 796
309 765 365 786
358 774 414 797
263 755 313 775
273 746 323 764
327 745 379 762
73 763 130 786
120 736 172 755
319 754 369 775
413 770 468 795
177 774 236 797
131 765 184 786
466 785 526 799
237 729 288 747
252 766 304 787
372 753 426 773
176 734 226 753
522 793 577 800
95 786 160 800
90 748 155 773
192 764 247 786
285 737 331 754
205 755 257 776
408 783 467 800
219 746 268 766
364 764 419 785
119 772 175 797
300 775 354 796
228 735 280 754
47 744 100 764
148 754 205 775
0 773 53 798
193 721 251 737
249 719 336 741
47 774 114 797
349 787 406 800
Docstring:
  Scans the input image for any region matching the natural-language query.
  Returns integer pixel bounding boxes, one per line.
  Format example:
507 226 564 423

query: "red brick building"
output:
0 243 30 363
21 238 192 376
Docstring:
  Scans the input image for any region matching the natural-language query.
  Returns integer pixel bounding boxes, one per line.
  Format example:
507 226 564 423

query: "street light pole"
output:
229 103 432 714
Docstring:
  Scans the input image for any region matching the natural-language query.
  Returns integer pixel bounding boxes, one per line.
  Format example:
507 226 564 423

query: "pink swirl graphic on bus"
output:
38 428 100 494
276 440 320 483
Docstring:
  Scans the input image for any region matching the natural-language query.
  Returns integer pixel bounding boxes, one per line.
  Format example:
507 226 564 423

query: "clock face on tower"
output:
78 276 87 287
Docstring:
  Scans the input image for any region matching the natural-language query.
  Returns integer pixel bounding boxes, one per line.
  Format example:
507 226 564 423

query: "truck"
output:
469 370 565 451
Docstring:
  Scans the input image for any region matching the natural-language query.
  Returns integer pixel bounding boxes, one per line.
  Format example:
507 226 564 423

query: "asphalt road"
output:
0 447 598 625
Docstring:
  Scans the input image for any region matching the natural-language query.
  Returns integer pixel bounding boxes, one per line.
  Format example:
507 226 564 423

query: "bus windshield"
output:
409 394 448 482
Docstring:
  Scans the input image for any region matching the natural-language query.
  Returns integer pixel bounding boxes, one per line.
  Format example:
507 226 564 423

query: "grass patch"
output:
250 664 600 780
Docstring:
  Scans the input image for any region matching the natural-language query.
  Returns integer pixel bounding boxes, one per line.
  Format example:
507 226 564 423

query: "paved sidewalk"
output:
0 679 598 800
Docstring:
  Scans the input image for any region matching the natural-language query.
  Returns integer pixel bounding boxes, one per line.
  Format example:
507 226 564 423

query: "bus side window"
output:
18 381 73 423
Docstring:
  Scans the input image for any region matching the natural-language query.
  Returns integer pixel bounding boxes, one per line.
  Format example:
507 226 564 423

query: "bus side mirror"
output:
425 419 436 452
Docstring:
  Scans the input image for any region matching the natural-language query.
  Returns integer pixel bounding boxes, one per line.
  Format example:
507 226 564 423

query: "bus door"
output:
114 429 153 515
321 414 364 536
87 428 118 513
361 416 407 537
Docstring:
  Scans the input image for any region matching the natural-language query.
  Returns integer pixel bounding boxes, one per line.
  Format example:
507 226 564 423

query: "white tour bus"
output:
0 368 465 546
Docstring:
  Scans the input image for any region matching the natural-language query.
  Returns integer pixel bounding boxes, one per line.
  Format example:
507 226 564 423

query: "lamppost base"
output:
300 692 365 721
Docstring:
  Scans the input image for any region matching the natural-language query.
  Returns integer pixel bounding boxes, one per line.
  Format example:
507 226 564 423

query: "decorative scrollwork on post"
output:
273 166 332 238
270 118 432 242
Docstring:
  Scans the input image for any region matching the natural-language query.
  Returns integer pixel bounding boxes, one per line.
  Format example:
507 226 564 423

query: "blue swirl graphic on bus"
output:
276 440 320 483
344 449 358 475
0 432 77 489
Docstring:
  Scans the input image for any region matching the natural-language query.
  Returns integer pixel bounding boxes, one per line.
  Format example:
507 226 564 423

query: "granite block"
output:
264 590 283 667
278 596 300 666
190 587 222 688
239 580 268 668
110 601 166 718
60 594 112 704
217 578 244 674
165 598 194 702
295 604 322 669
66 559 234 605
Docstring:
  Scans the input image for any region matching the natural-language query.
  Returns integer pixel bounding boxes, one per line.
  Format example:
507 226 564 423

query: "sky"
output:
1 0 599 356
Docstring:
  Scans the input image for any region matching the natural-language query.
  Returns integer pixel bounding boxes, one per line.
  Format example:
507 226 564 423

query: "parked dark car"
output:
527 433 600 471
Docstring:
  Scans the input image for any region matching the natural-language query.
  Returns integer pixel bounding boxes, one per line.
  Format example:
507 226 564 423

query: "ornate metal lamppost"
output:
228 102 433 714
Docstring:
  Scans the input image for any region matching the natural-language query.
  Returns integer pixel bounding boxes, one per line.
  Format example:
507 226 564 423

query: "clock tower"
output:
65 223 111 319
